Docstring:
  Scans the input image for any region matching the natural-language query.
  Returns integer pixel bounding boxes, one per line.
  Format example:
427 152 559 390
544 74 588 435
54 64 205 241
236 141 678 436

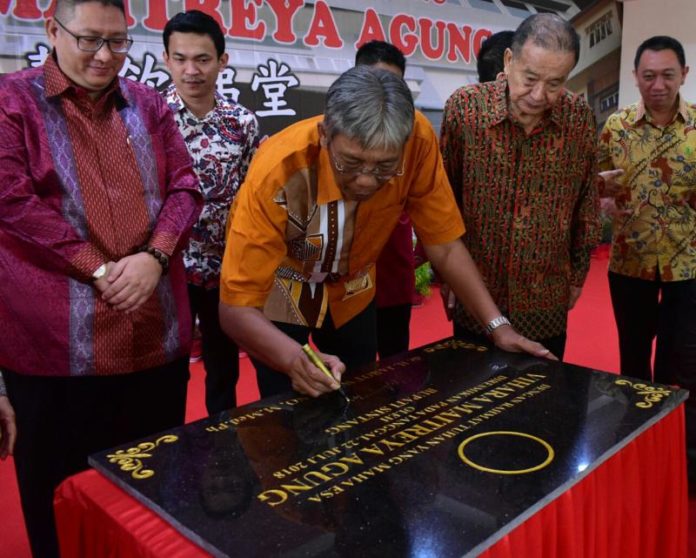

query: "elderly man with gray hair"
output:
219 65 552 399
441 14 600 361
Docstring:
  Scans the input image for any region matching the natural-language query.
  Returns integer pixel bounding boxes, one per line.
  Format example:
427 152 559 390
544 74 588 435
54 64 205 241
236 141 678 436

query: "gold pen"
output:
301 344 350 402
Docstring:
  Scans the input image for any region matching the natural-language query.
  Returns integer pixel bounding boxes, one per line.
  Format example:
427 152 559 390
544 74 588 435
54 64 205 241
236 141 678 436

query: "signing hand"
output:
100 252 163 312
287 348 346 397
0 395 17 460
439 283 456 321
490 325 558 361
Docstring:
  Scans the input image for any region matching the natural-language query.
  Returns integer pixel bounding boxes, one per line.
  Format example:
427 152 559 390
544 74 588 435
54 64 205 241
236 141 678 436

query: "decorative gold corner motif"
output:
106 434 178 480
614 379 672 409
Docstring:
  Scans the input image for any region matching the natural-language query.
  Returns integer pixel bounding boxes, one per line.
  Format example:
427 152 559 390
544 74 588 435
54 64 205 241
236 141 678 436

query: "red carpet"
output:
1 249 694 557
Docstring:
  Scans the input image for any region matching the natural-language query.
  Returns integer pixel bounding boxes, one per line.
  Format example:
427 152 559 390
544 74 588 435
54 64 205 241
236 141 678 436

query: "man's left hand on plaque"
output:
490 325 558 361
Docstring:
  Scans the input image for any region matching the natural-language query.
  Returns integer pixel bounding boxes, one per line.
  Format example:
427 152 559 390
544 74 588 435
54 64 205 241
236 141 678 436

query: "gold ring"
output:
458 431 554 475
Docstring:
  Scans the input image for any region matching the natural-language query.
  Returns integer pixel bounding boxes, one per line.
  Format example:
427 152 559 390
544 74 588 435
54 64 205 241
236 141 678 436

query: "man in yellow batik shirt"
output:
598 35 696 487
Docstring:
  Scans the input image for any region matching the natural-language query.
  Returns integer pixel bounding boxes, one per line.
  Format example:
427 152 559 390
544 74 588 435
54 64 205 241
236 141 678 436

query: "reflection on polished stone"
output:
90 338 687 558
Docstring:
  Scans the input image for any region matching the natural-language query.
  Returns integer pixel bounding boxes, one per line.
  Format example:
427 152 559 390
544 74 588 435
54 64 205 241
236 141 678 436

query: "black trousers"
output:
608 271 696 383
608 272 696 480
376 303 412 360
253 302 378 398
4 359 189 558
188 285 239 415
453 322 568 362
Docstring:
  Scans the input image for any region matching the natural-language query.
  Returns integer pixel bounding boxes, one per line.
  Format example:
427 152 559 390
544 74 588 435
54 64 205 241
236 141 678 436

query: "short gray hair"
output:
512 13 580 66
323 65 414 151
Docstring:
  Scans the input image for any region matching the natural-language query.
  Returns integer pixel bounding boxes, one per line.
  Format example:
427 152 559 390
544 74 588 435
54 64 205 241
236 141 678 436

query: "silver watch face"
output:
92 264 107 280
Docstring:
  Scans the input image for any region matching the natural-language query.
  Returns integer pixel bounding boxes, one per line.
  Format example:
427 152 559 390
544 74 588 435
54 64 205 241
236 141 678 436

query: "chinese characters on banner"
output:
2 0 536 132
24 43 300 120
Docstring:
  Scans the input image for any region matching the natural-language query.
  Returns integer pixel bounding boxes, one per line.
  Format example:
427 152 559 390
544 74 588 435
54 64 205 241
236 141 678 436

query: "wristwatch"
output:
485 316 511 336
92 264 107 281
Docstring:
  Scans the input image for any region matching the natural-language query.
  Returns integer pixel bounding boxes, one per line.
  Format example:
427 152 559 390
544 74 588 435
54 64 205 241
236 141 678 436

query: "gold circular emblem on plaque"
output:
457 431 554 475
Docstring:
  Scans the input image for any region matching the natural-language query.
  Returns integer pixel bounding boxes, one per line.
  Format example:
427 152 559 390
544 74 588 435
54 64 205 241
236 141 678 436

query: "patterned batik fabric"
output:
441 76 601 339
0 57 202 377
598 98 696 282
165 86 259 289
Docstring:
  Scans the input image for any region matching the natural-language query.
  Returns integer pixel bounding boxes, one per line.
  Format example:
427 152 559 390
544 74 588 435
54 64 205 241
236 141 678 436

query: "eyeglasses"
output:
54 18 133 54
328 143 405 182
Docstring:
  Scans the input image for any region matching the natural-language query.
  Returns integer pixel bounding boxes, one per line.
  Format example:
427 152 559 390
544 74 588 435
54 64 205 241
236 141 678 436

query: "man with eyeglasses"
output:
354 40 421 363
219 65 553 400
0 1 202 556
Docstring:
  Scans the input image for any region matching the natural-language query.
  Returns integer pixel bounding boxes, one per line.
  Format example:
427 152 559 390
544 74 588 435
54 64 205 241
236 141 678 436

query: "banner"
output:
0 1 532 134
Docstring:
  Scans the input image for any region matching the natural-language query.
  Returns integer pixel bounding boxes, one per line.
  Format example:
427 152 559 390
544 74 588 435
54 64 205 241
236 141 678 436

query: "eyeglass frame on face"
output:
53 17 133 54
327 142 405 182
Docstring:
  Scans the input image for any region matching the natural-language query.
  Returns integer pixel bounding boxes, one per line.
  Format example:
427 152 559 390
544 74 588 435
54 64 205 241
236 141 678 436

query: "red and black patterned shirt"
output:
440 76 601 339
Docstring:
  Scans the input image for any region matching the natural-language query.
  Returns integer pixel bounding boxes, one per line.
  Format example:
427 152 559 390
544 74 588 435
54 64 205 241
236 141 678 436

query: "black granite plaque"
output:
90 338 687 558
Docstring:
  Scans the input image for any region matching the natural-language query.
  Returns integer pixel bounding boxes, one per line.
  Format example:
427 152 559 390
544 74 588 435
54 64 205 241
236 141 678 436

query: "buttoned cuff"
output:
0 372 6 397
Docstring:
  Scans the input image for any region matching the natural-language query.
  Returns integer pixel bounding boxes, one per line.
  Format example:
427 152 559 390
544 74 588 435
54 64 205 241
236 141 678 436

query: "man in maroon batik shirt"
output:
0 1 202 556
